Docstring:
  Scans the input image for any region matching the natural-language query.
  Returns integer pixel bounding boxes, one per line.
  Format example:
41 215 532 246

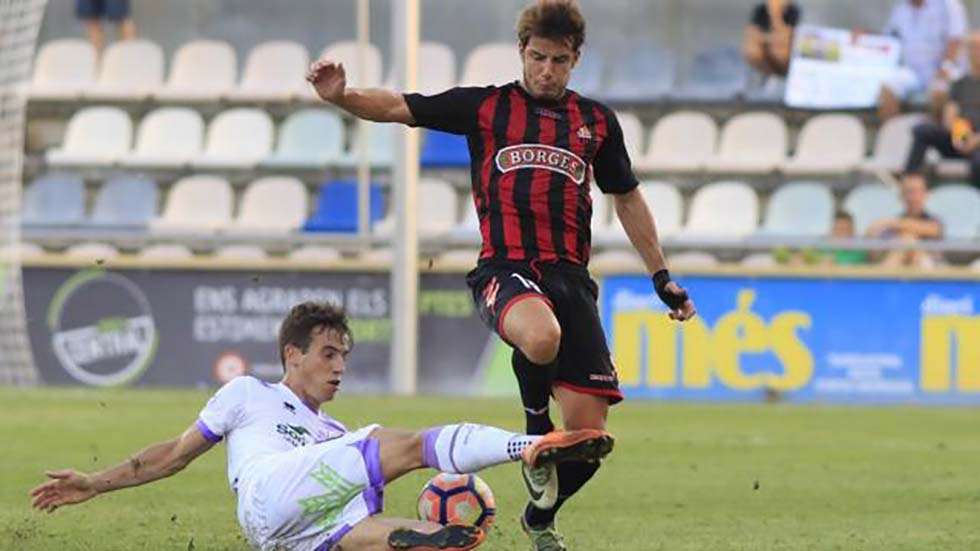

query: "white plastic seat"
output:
139 244 194 259
192 109 274 169
682 181 759 238
760 182 834 237
46 107 132 166
374 178 458 238
303 41 382 100
122 108 204 168
782 114 866 175
615 112 644 162
590 188 613 236
635 111 717 173
449 200 481 242
843 183 903 235
215 245 268 260
263 109 344 168
228 40 309 101
226 176 308 234
289 246 342 262
86 39 164 100
336 123 396 167
392 42 457 94
860 114 926 174
156 40 237 101
741 253 777 268
926 184 980 239
669 251 719 268
641 181 684 237
29 39 97 100
65 242 120 260
460 42 521 86
971 257 980 272
705 112 787 174
152 175 233 232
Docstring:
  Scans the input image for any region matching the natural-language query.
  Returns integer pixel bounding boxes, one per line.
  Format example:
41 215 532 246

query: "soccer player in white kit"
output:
30 301 614 551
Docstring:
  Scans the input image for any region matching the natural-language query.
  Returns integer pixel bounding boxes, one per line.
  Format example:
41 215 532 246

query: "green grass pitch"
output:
2 387 978 550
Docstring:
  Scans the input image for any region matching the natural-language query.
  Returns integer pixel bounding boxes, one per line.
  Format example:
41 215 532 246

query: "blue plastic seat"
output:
420 130 470 168
303 180 385 233
22 173 85 227
89 175 158 227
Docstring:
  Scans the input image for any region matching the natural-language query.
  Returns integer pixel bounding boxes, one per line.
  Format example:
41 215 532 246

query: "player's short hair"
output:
278 301 353 369
516 0 586 52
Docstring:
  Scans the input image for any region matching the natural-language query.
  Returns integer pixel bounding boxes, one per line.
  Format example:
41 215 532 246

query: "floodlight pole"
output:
389 0 421 394
355 0 370 238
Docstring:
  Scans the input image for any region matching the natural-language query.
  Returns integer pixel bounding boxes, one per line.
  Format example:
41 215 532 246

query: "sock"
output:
512 351 556 435
421 423 539 473
524 461 601 528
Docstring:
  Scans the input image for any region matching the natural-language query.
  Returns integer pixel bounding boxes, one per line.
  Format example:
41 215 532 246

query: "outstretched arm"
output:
306 59 414 124
613 188 697 321
30 423 215 513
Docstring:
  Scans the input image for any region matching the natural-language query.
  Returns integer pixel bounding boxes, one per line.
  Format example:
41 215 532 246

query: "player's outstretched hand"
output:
664 281 696 322
306 59 347 103
30 469 97 513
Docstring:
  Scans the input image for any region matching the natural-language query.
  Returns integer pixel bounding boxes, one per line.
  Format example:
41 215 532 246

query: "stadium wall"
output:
21 264 980 404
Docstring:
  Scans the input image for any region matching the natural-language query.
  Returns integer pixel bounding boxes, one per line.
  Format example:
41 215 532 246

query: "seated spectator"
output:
76 0 137 52
905 31 980 187
866 174 944 268
878 0 968 121
827 211 869 266
743 0 801 78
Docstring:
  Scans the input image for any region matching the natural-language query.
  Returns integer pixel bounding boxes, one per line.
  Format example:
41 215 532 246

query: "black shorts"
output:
76 0 130 21
466 260 623 404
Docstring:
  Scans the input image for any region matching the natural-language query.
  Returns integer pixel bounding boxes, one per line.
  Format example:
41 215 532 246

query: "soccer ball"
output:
417 473 496 530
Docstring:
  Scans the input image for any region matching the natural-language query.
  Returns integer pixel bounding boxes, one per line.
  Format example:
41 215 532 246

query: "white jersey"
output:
196 376 349 492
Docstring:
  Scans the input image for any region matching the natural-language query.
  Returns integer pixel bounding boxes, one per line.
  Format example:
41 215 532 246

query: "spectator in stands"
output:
826 211 869 266
743 0 801 78
76 0 136 52
878 0 968 121
905 31 980 186
866 174 943 268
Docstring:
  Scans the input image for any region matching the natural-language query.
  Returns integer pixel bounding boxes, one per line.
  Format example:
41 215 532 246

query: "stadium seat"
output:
759 182 834 237
374 178 458 238
460 42 521 86
46 106 132 167
590 249 646 271
121 107 204 168
21 174 85 227
782 114 866 175
89 175 158 227
926 184 980 239
672 46 747 102
741 252 777 267
29 39 97 100
860 113 926 174
192 109 274 169
843 183 903 235
263 109 344 168
704 112 787 174
669 251 719 268
590 188 613 237
615 112 644 162
151 175 234 232
335 123 396 168
86 39 164 100
215 245 268 260
449 200 480 241
228 40 309 101
568 49 604 97
156 40 237 101
289 245 342 262
392 41 457 94
971 257 980 272
640 181 684 237
602 44 675 102
314 41 383 91
139 244 194 259
635 111 717 173
304 180 385 233
226 176 308 234
65 242 120 259
682 181 759 238
420 130 470 167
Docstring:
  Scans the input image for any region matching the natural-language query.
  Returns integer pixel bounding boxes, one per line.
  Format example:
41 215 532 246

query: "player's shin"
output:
421 423 539 474
513 351 557 435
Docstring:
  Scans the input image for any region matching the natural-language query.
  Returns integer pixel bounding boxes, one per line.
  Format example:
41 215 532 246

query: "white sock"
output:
422 423 540 473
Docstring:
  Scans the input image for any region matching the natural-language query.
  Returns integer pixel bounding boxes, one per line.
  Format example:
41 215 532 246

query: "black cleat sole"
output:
388 524 485 550
534 434 615 467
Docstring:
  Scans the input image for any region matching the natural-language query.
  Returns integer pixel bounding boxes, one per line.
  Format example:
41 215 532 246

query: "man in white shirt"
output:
30 301 614 551
879 0 968 120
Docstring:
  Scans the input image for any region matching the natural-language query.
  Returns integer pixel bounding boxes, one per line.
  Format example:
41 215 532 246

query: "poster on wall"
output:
601 275 980 404
785 25 901 109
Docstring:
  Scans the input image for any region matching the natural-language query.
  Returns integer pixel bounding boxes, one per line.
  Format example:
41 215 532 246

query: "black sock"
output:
512 351 556 435
524 461 601 528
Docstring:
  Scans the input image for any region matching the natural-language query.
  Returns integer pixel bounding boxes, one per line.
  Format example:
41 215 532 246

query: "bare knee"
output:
518 322 561 364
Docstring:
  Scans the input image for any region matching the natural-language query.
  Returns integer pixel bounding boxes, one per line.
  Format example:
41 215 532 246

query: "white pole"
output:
356 0 371 239
390 0 421 395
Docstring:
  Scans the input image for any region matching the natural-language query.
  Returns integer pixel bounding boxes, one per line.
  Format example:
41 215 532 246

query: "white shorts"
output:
236 424 384 551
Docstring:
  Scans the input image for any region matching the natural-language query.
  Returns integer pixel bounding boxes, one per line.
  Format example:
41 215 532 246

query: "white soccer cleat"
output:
521 461 558 510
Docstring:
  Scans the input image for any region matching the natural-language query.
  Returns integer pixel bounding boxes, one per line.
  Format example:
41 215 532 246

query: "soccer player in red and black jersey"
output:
308 1 696 547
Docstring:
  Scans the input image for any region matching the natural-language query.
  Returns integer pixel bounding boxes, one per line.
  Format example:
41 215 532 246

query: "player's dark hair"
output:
278 301 353 369
834 210 853 223
517 0 586 52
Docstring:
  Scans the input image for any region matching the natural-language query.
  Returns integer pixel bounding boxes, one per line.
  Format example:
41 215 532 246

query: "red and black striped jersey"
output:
404 81 639 266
